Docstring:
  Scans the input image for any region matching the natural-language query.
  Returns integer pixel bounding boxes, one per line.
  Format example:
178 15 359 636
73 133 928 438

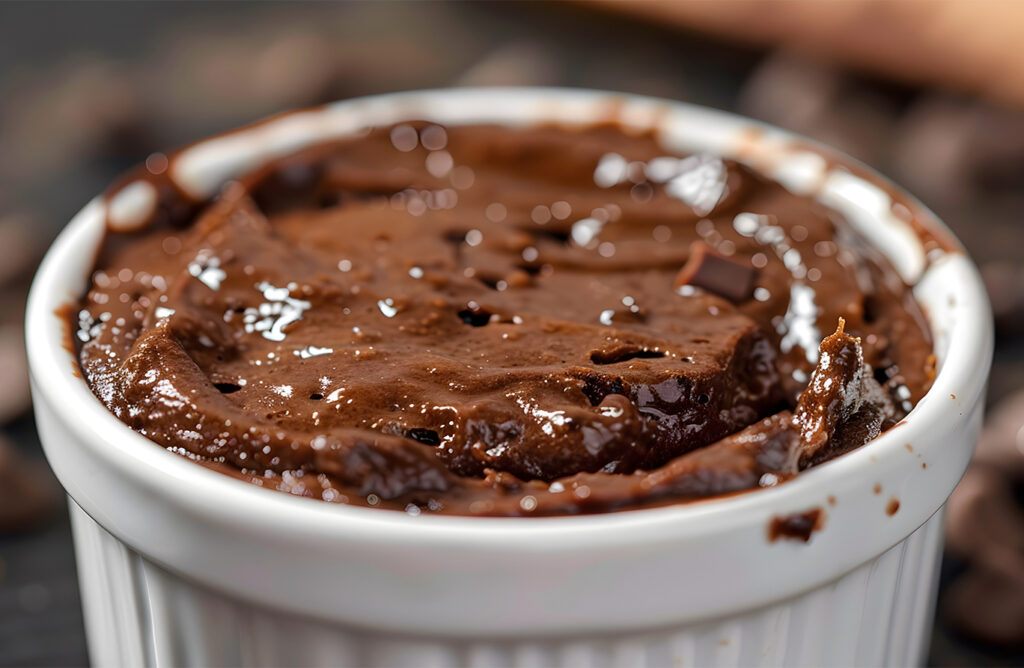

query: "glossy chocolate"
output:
74 121 934 515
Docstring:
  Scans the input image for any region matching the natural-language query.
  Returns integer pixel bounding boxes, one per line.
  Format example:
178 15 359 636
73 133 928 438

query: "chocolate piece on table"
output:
982 261 1024 338
943 566 1024 646
0 436 61 534
737 51 897 167
674 241 757 302
943 389 1024 647
970 388 1024 476
945 465 1024 572
0 326 31 426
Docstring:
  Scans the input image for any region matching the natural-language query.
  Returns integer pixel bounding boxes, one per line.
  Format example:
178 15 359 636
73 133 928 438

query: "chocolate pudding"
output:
73 121 934 515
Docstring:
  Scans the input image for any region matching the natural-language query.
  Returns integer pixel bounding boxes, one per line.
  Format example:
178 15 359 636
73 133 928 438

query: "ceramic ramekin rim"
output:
27 86 993 551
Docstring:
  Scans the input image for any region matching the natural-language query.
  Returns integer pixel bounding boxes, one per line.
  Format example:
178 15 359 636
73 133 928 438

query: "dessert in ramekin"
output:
27 89 992 666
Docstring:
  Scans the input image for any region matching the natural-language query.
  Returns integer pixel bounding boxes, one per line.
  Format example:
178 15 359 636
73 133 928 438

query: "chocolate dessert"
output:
73 121 934 515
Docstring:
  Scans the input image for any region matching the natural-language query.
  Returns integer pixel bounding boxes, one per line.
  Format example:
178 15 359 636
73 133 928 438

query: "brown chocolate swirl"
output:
74 121 933 515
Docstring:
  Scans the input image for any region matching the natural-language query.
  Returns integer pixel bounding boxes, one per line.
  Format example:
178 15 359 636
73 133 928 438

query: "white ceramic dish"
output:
27 88 992 667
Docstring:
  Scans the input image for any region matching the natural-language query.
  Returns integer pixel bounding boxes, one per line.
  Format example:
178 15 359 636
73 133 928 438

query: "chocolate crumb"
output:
791 318 894 467
768 508 823 542
886 497 900 515
674 241 756 302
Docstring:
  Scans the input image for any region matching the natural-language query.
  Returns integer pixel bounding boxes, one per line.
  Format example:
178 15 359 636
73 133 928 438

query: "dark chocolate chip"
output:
675 241 757 303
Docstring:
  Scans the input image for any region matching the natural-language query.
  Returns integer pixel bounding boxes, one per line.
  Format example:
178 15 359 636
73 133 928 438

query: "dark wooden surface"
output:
0 418 88 667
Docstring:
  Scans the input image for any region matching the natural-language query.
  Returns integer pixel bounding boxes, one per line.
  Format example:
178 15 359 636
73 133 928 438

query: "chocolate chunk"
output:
946 466 1024 565
943 567 1024 646
792 319 895 468
674 241 756 302
971 389 1024 476
793 319 865 455
982 261 1024 337
944 393 1024 648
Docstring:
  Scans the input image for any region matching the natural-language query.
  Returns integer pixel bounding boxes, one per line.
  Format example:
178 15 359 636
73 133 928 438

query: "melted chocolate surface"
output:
74 121 934 515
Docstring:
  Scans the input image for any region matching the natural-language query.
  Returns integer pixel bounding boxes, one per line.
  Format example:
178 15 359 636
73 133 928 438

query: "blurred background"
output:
2 2 1023 665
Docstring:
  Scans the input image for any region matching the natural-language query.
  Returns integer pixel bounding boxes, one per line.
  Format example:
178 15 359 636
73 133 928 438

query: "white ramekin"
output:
27 88 992 667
